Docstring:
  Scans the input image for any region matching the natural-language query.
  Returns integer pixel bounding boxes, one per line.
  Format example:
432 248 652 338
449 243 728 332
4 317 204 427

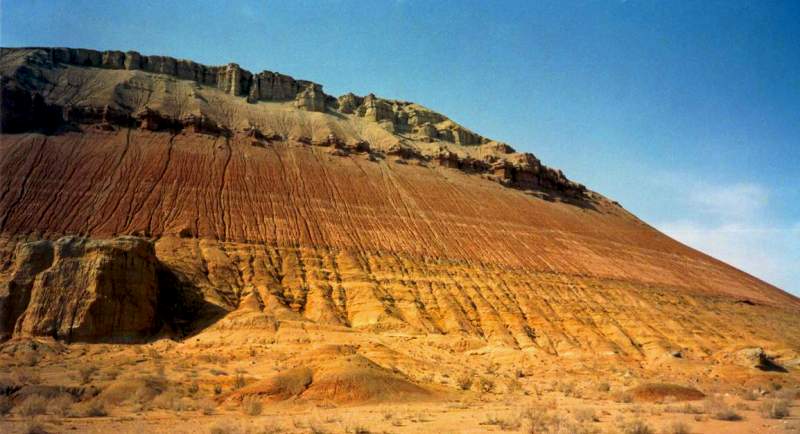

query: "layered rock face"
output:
0 47 798 358
1 236 159 342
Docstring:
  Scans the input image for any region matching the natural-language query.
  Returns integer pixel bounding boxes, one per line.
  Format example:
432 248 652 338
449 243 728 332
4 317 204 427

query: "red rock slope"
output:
0 48 798 359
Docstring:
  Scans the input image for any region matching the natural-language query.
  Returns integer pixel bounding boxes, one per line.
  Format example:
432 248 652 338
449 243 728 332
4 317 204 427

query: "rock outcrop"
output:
294 83 327 112
1 236 160 342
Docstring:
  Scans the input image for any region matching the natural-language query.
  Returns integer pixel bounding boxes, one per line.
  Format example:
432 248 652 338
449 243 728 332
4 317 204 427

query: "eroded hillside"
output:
0 47 798 367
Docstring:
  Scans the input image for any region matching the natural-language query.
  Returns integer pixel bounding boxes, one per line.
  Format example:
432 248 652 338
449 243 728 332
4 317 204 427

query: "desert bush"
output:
574 407 598 423
199 398 216 415
740 389 758 401
21 352 40 367
214 384 223 395
79 366 98 384
456 373 473 391
70 399 107 417
188 381 200 395
152 389 192 411
101 375 167 405
665 402 703 414
558 381 576 397
22 421 49 434
241 396 263 416
479 377 496 393
760 398 790 419
616 391 634 403
12 370 42 385
46 394 74 417
597 382 611 392
506 378 523 394
483 413 521 431
0 395 13 416
621 419 654 434
775 387 800 400
704 396 741 421
103 367 121 381
17 395 47 417
233 373 246 390
344 423 372 434
209 419 242 434
662 421 690 434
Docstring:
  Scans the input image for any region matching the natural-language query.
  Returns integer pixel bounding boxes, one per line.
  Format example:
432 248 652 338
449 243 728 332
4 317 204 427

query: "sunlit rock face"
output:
0 47 798 358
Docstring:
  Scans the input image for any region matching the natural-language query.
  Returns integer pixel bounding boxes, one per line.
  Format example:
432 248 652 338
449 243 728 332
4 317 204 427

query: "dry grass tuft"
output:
241 396 263 416
620 419 654 434
17 395 47 417
46 394 75 417
456 373 473 391
70 399 107 417
662 421 691 434
0 395 13 415
703 395 742 421
760 398 790 419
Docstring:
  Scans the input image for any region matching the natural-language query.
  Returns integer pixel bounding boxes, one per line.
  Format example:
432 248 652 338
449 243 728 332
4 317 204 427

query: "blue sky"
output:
2 0 798 295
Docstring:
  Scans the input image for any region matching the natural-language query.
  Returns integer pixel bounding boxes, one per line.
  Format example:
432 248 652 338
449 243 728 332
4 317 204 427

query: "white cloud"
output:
657 220 800 293
688 182 768 221
653 179 800 296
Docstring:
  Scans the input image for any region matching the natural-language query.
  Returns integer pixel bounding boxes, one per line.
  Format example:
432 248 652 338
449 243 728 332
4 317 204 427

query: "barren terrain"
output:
0 47 798 433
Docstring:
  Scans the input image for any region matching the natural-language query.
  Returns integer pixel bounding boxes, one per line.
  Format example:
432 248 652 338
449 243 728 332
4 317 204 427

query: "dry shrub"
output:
46 394 74 417
0 395 13 415
17 395 47 417
574 407 598 423
775 387 800 400
209 419 241 434
233 373 246 390
70 399 107 417
152 389 193 411
740 389 758 401
597 382 611 392
22 421 49 434
621 419 654 434
100 375 168 405
506 378 523 394
615 391 634 403
662 421 690 434
704 396 741 421
483 413 522 431
665 402 703 414
241 396 263 416
199 398 216 415
479 377 495 393
12 370 42 386
760 398 790 419
456 373 473 391
79 366 98 384
558 381 576 397
343 422 372 433
21 352 40 367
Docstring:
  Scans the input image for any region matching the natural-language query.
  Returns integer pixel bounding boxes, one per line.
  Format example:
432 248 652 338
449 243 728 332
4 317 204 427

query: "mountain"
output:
1 48 798 402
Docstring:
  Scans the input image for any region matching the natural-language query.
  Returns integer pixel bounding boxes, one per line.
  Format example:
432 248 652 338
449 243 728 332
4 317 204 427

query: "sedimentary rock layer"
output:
0 47 798 357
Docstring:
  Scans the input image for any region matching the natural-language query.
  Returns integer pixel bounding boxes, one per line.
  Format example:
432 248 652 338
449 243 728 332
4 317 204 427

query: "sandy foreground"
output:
1 336 798 434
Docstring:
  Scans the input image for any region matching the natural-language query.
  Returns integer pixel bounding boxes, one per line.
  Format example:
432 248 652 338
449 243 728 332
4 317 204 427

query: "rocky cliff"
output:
1 236 159 342
0 47 798 362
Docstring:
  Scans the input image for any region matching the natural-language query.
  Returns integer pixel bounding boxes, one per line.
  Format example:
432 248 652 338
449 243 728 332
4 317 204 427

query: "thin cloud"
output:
688 182 768 221
654 179 799 295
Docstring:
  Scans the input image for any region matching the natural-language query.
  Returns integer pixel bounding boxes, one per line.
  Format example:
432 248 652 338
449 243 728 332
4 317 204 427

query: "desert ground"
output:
1 333 798 434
